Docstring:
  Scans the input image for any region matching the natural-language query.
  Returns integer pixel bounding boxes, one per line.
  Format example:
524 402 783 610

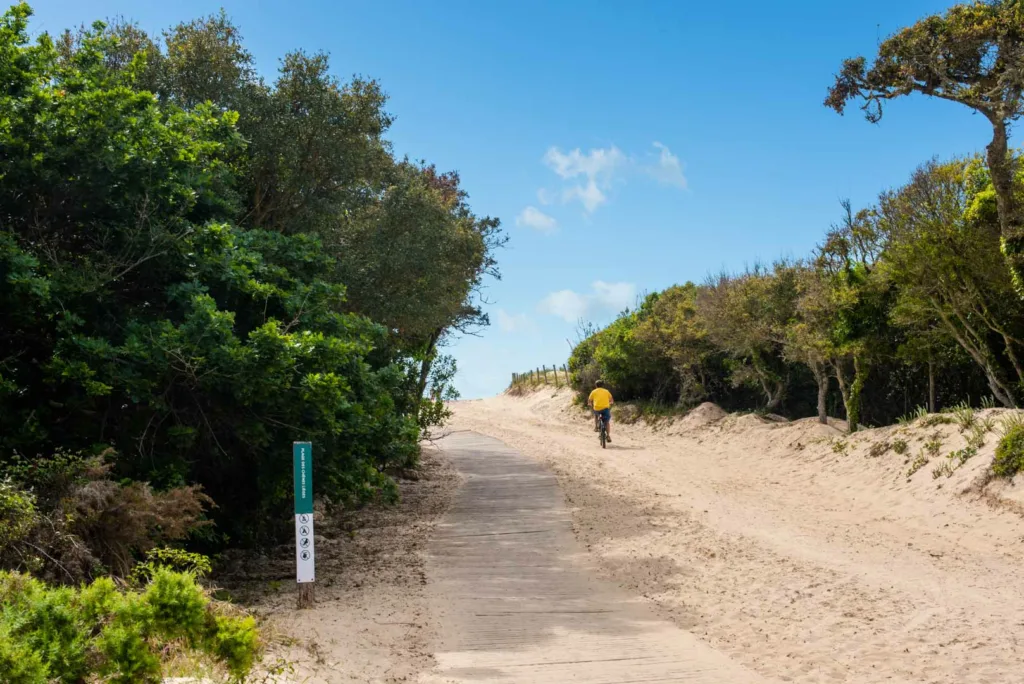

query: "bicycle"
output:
598 412 608 449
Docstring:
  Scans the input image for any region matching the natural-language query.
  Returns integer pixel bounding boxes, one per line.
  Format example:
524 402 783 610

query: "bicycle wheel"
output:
600 422 607 448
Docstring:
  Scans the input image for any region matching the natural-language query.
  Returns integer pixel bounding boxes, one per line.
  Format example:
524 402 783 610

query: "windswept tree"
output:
825 0 1024 292
698 267 797 412
877 156 1024 407
812 202 891 432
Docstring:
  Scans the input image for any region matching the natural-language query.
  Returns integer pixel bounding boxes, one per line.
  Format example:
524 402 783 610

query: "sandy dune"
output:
450 389 1024 683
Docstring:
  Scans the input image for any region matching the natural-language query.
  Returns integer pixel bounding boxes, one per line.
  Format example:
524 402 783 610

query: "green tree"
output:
876 156 1024 407
825 0 1024 293
0 7 420 545
697 267 797 412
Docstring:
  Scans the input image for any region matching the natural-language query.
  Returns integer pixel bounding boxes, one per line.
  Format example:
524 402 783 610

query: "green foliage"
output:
0 479 36 550
831 440 848 455
0 4 505 550
0 569 260 682
921 414 954 427
993 424 1024 479
932 461 955 479
130 547 212 587
906 452 930 478
0 622 47 684
925 435 943 457
892 438 909 455
951 402 977 432
826 0 1024 293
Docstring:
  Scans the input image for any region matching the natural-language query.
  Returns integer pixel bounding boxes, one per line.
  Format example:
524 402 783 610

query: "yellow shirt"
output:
589 387 613 411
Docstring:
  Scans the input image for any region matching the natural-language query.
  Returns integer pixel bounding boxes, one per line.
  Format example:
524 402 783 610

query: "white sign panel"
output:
295 513 315 583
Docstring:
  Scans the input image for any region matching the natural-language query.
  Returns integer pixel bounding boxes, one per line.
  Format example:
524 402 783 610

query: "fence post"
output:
554 363 560 388
563 364 569 385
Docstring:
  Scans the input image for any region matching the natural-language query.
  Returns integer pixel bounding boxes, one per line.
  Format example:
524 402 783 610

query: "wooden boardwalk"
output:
420 431 766 683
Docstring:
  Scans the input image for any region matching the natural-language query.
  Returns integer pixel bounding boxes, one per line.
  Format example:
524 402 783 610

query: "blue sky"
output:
31 0 998 398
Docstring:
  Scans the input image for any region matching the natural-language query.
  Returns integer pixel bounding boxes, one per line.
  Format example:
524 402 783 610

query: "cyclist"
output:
588 380 614 443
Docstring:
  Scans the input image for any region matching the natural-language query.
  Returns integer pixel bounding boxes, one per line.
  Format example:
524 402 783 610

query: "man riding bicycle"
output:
588 381 613 443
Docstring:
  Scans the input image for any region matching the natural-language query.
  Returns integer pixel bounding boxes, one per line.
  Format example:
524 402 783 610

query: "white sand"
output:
450 389 1024 683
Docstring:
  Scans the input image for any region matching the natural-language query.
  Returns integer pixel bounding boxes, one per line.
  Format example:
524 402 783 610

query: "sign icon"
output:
299 514 309 524
300 537 310 549
299 525 310 536
300 550 310 561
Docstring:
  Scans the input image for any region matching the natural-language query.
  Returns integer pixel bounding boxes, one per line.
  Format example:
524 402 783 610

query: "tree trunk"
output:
935 305 1017 408
811 360 828 424
834 358 862 433
928 358 936 414
414 329 442 415
848 355 866 433
985 117 1024 296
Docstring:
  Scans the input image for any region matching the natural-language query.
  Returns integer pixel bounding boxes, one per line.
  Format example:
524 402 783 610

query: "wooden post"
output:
298 583 314 609
554 363 560 387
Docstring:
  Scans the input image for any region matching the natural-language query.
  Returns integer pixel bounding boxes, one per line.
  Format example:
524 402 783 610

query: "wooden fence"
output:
510 364 571 389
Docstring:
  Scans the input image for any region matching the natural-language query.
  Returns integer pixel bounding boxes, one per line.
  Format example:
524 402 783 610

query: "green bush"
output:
0 478 36 549
0 569 260 682
993 424 1024 478
0 623 47 684
129 547 212 587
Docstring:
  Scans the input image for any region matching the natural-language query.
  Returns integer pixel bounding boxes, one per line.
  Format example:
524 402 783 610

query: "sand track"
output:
449 390 1024 683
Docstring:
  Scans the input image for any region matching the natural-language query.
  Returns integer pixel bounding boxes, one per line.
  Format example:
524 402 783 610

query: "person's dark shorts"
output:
594 408 611 423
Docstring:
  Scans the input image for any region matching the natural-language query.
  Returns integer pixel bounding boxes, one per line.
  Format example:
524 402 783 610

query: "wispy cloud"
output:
538 281 637 323
515 206 558 233
538 290 590 323
645 142 687 189
537 142 686 214
496 309 536 333
591 280 637 312
542 146 626 214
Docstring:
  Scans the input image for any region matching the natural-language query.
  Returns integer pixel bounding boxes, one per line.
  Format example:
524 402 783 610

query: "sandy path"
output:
221 446 461 683
419 431 765 683
450 390 1024 683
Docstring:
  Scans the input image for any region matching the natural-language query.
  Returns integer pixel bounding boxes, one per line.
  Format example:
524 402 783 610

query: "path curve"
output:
419 431 765 683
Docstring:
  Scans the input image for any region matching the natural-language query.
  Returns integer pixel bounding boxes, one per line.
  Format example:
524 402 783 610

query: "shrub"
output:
0 479 36 550
993 424 1024 478
129 547 212 587
907 452 930 477
951 401 976 432
921 414 953 427
0 623 47 684
832 439 848 455
868 441 890 457
2 452 213 583
893 438 909 455
0 569 260 682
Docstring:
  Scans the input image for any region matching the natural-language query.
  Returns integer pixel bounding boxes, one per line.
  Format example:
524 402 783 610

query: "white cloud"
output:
536 142 685 214
542 146 625 214
544 146 626 180
496 309 535 333
515 206 558 233
562 180 606 213
538 290 590 323
645 142 687 189
591 280 637 312
538 281 637 323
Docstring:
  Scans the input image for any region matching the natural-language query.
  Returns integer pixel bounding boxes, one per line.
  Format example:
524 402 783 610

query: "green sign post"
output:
293 442 315 606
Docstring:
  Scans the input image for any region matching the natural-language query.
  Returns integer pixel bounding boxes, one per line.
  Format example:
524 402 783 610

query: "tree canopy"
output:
0 3 502 552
